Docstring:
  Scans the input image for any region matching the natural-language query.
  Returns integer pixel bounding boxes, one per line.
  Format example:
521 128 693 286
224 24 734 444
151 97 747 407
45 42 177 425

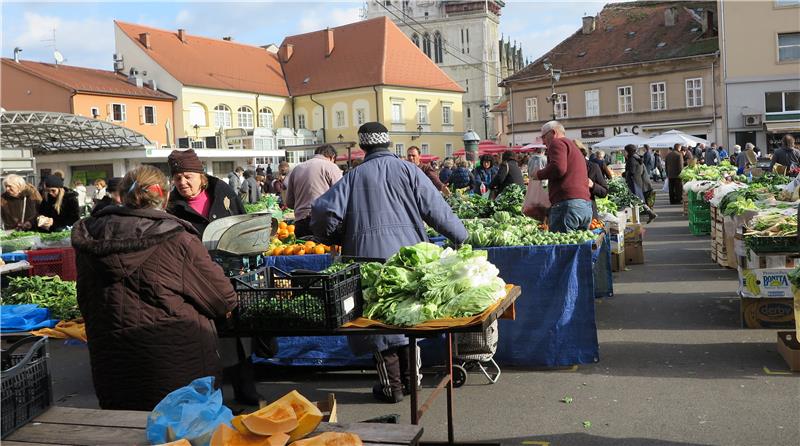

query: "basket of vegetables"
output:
0 232 40 253
34 230 72 249
743 212 799 253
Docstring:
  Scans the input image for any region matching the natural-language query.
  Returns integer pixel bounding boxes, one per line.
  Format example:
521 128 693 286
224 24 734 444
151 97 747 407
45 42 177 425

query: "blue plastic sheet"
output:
593 233 614 298
0 304 58 332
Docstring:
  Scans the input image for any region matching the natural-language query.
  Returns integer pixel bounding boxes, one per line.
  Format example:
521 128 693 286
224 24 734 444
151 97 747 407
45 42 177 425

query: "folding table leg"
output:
446 332 455 443
409 335 419 424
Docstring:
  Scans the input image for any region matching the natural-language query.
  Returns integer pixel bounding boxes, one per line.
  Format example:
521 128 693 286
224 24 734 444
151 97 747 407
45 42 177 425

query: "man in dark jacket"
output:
90 177 123 215
579 147 608 217
227 167 244 192
312 122 467 404
665 143 685 204
239 169 261 204
532 121 592 232
770 134 800 174
489 151 524 196
407 146 450 197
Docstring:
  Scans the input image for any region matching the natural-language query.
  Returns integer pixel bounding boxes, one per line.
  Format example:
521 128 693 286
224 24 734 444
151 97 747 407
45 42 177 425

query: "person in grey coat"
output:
311 122 467 403
227 167 243 191
239 169 261 204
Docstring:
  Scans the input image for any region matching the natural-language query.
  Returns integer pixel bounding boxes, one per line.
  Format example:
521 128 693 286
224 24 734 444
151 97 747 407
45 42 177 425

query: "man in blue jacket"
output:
312 122 468 403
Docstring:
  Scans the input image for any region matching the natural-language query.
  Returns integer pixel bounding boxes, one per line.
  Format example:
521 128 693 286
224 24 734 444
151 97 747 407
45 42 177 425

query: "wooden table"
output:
4 406 424 446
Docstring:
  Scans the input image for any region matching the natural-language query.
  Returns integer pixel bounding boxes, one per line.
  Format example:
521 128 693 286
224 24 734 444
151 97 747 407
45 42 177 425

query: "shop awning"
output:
638 119 713 131
764 121 800 133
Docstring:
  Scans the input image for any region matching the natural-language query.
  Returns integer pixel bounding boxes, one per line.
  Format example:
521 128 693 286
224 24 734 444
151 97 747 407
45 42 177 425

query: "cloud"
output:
8 12 113 68
175 9 193 26
298 6 362 33
516 24 581 62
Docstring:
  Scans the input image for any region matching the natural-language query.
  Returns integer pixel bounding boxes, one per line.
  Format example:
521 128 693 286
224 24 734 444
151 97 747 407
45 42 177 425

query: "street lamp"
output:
479 102 490 141
543 61 562 121
411 124 423 140
192 124 200 139
337 134 344 143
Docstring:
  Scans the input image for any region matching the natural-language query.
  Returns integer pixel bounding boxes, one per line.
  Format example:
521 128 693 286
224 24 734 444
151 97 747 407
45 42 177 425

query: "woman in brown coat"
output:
71 165 237 411
1 174 41 230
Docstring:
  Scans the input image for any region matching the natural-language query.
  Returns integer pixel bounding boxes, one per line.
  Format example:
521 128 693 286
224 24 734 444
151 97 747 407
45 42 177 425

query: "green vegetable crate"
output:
230 264 363 333
689 221 711 236
744 235 800 254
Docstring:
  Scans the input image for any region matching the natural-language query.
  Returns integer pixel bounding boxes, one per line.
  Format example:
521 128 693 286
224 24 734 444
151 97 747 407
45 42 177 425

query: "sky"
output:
1 0 610 71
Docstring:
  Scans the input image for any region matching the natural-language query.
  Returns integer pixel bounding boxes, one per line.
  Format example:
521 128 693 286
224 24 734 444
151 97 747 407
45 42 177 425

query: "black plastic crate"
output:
1 336 52 439
231 264 363 332
210 250 265 277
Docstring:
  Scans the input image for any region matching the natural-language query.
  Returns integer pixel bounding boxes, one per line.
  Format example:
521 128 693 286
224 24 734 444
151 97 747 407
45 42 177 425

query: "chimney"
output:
222 36 232 41
702 10 714 36
139 32 151 49
279 43 294 63
178 29 187 43
665 7 677 27
581 16 596 35
147 79 158 91
13 47 22 63
325 28 334 57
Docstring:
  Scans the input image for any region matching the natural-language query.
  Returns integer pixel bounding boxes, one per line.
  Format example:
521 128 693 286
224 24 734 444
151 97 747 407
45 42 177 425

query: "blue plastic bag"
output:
0 304 58 332
146 376 232 446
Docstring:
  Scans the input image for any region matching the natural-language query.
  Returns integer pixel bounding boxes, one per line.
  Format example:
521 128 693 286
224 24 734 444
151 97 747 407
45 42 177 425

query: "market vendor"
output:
71 165 237 411
1 174 42 230
311 121 468 404
37 175 81 232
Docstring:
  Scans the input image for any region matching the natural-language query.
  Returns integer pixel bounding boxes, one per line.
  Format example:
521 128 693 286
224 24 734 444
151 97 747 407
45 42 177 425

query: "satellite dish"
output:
53 50 64 64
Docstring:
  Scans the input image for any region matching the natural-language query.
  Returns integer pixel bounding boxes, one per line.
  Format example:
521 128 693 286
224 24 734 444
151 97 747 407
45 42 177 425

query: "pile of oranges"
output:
269 240 331 256
275 221 295 241
589 218 605 230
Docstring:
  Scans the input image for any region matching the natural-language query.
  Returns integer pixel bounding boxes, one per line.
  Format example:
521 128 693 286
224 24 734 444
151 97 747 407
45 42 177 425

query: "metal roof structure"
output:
0 111 152 153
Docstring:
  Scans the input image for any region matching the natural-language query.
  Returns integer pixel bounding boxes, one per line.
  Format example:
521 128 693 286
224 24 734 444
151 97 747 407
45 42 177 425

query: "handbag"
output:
522 179 551 220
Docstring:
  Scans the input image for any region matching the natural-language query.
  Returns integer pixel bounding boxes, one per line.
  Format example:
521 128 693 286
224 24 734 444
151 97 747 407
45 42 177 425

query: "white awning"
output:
764 121 800 133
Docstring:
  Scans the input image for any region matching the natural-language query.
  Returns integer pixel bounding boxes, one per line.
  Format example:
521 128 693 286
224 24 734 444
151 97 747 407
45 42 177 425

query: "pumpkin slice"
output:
283 391 324 441
243 401 299 435
231 415 250 434
155 440 192 446
266 432 291 446
289 432 362 446
211 423 276 446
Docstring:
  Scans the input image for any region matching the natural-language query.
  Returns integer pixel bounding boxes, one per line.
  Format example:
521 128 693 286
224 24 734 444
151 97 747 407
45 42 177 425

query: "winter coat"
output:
227 172 242 191
167 176 245 236
704 149 720 166
625 154 652 201
71 206 237 410
643 150 655 173
472 165 498 193
449 167 473 189
90 196 119 216
489 160 524 195
240 177 261 204
770 146 800 172
439 167 453 184
587 160 608 216
1 186 41 230
38 188 80 232
665 150 685 178
311 150 468 354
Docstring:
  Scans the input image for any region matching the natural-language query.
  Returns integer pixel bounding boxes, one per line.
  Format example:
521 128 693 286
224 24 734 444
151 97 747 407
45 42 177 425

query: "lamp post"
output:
412 124 423 140
543 61 562 121
337 134 344 143
192 124 199 140
480 102 490 141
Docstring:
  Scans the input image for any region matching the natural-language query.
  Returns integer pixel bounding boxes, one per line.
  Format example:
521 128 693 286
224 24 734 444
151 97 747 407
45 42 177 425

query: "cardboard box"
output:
625 240 644 265
740 248 800 270
724 216 738 270
611 251 625 272
776 331 800 372
739 266 798 298
624 223 644 242
609 232 625 254
740 297 795 329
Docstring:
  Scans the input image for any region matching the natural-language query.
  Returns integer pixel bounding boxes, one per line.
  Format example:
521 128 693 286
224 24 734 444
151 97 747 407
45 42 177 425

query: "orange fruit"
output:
296 248 306 256
313 245 325 255
323 245 331 253
304 241 316 250
278 221 288 230
287 225 295 234
282 245 294 255
272 246 284 256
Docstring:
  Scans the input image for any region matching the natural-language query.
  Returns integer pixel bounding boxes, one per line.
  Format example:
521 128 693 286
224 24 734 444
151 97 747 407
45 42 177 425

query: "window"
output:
421 144 430 155
282 115 291 128
297 113 306 129
355 108 366 126
392 103 403 123
686 78 703 107
442 104 452 125
461 29 465 54
335 110 345 128
585 90 599 117
445 143 453 157
465 79 469 93
775 0 800 6
411 33 419 48
765 91 800 113
418 104 428 124
465 28 469 54
259 107 274 129
213 104 232 128
422 33 431 58
237 106 254 128
90 107 100 119
433 32 443 63
525 97 538 122
617 86 633 113
650 82 667 111
466 107 471 118
555 93 568 119
395 143 404 157
110 103 126 122
189 103 207 127
778 32 800 62
141 105 156 124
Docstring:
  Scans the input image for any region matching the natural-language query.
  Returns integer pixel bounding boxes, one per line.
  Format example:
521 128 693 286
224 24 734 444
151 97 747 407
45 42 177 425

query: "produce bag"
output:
146 376 232 446
522 180 550 220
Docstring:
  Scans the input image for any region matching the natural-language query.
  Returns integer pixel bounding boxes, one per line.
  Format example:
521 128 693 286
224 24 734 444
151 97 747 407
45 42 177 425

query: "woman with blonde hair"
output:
37 175 80 232
72 165 237 410
2 174 42 230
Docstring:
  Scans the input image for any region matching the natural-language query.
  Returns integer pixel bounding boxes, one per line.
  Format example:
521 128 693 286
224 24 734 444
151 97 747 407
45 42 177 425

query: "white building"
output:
364 0 523 142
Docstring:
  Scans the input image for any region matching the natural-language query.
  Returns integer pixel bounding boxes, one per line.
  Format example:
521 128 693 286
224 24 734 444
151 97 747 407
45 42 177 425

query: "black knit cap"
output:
358 122 391 149
44 175 64 188
168 149 205 176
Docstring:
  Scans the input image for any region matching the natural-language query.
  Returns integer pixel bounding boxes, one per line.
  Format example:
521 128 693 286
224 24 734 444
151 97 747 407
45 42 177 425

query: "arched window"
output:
237 106 254 128
422 33 431 58
188 103 207 127
258 107 274 129
433 32 443 63
213 104 232 128
411 33 419 48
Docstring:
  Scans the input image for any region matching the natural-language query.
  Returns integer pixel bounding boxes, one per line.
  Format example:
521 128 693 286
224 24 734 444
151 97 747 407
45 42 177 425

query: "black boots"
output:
224 361 263 406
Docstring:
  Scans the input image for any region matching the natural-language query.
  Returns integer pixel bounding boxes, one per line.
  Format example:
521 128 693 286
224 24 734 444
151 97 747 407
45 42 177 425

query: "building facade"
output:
719 0 800 152
501 2 723 152
364 0 522 141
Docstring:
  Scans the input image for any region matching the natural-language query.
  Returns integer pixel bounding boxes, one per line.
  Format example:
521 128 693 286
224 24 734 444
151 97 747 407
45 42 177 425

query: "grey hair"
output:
541 120 565 136
456 158 469 168
594 149 605 159
443 159 454 169
734 144 742 153
4 174 26 189
745 142 754 150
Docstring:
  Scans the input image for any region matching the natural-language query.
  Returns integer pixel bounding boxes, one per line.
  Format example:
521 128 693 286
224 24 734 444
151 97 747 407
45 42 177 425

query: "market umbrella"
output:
453 140 511 157
420 154 440 163
646 129 709 149
335 149 365 162
592 132 649 151
515 142 546 153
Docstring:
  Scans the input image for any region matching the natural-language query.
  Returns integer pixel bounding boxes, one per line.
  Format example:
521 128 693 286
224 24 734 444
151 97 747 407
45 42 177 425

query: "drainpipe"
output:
711 52 719 144
309 93 326 143
373 86 381 122
508 84 514 146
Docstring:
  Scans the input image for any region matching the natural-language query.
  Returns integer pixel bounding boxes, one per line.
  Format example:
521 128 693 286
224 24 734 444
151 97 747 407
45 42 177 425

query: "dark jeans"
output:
548 199 593 233
668 177 683 204
294 217 312 238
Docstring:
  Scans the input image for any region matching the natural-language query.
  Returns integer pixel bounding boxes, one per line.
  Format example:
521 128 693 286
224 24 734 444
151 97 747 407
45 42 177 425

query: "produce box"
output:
624 240 644 265
623 223 644 242
609 232 625 254
739 248 800 270
776 331 800 372
740 297 795 329
689 220 710 236
611 251 625 272
738 266 799 298
25 248 76 281
724 217 737 270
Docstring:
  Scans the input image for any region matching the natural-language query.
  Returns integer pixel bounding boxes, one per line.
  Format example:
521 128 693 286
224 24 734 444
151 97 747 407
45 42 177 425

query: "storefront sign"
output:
613 125 640 135
581 128 605 138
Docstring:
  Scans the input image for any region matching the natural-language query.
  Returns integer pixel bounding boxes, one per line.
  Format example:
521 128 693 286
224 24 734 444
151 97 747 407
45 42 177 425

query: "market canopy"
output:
453 140 512 157
0 110 152 153
335 149 365 162
592 132 649 151
516 142 546 153
646 129 709 149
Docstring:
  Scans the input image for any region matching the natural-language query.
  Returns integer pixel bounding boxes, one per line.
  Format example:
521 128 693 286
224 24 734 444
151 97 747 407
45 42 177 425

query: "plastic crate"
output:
689 221 711 236
1 235 40 253
231 264 363 332
1 337 52 439
687 190 707 205
25 248 76 281
210 251 265 277
743 235 800 254
689 208 711 224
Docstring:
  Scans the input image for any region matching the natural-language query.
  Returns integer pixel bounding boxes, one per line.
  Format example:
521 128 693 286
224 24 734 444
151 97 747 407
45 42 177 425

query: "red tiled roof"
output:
503 1 718 84
115 21 289 96
1 58 175 99
281 17 464 96
490 100 508 112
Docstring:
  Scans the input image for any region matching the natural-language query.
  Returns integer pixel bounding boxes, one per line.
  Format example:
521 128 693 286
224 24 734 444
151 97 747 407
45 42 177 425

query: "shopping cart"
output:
451 320 500 387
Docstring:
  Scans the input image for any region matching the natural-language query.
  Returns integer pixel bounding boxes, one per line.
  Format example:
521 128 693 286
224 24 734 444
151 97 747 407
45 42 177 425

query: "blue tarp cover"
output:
1 304 59 332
